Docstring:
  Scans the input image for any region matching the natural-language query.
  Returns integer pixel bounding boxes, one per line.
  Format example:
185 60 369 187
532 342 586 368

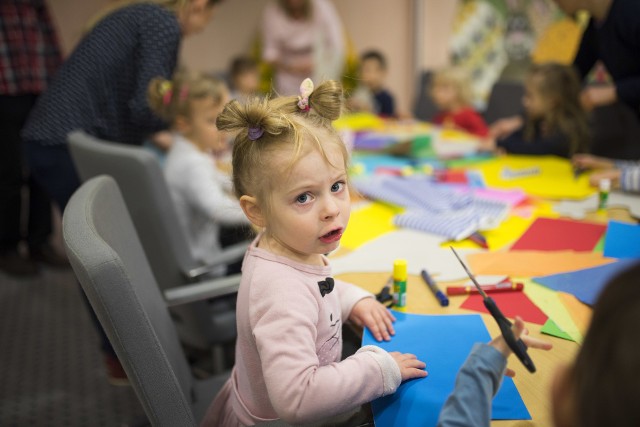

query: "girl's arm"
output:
129 6 181 132
182 158 248 224
251 280 401 424
497 127 572 158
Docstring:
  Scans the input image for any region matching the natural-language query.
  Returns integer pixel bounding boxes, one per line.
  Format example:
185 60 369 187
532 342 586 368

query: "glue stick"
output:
393 259 407 310
598 178 611 210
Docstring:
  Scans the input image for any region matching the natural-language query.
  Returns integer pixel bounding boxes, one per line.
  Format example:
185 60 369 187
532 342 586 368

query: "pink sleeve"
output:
250 278 397 424
334 279 374 322
261 1 281 62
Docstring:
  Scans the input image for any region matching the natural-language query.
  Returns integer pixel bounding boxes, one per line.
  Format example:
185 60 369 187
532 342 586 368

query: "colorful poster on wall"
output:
450 0 587 108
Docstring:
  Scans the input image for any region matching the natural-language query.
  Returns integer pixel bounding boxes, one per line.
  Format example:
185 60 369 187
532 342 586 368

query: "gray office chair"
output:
67 130 247 359
63 175 226 425
413 71 439 122
483 80 525 124
63 176 289 427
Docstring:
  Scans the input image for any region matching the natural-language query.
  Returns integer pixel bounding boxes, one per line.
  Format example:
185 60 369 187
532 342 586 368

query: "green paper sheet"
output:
541 319 575 342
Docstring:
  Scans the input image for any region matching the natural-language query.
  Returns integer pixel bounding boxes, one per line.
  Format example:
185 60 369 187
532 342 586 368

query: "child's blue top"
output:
22 3 180 146
437 343 507 427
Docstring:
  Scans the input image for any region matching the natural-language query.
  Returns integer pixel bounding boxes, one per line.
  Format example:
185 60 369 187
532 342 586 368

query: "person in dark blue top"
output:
348 50 396 117
554 0 640 158
20 0 220 386
485 62 590 158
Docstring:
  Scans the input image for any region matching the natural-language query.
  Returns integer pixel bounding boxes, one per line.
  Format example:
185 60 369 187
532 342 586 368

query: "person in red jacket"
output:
431 67 489 137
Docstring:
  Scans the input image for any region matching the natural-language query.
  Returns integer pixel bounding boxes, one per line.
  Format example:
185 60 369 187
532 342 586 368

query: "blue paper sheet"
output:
533 259 638 306
362 312 530 427
603 220 640 259
351 153 441 176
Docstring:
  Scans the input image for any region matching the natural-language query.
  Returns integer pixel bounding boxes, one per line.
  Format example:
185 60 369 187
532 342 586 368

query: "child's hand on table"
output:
350 298 396 341
489 316 553 377
489 116 523 140
589 169 621 187
389 352 428 381
572 153 616 171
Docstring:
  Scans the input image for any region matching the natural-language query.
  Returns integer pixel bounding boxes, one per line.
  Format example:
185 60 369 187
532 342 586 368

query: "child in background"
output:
573 154 640 193
147 71 250 275
438 261 640 427
486 62 590 158
229 56 260 102
431 67 489 137
349 50 396 117
201 79 426 426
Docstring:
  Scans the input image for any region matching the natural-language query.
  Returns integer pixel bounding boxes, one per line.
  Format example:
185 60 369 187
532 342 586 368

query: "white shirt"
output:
163 134 249 271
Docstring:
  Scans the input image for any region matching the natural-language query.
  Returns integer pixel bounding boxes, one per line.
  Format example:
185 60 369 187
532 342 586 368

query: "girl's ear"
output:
239 195 266 228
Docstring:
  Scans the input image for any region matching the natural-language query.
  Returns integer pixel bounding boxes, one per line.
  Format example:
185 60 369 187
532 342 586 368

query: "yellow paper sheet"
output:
340 202 401 250
525 280 583 343
333 112 385 132
467 251 615 277
469 155 596 200
558 292 592 336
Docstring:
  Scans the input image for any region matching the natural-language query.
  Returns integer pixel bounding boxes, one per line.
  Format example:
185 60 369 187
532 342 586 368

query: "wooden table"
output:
336 270 580 426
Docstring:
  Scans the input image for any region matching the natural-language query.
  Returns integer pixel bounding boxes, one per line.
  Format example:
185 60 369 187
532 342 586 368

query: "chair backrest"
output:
67 130 195 292
484 80 525 124
413 71 439 122
63 176 197 427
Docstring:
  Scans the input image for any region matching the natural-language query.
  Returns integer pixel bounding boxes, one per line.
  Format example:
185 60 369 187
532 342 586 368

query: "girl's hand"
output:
581 85 617 110
589 169 621 187
489 316 553 377
350 298 396 341
478 137 497 152
389 352 428 381
489 116 523 140
572 154 615 170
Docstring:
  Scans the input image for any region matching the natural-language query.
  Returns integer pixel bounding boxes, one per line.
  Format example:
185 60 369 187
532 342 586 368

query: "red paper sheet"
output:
460 291 548 325
510 217 606 252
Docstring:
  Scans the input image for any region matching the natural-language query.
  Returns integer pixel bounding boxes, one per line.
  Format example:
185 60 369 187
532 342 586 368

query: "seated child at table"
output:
201 78 426 426
430 67 489 137
573 153 640 193
229 55 261 102
437 261 640 427
485 62 590 158
147 71 251 275
348 50 396 117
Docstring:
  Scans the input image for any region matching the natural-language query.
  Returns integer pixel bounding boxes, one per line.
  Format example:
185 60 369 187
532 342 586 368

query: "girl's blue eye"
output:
296 193 309 203
331 181 344 192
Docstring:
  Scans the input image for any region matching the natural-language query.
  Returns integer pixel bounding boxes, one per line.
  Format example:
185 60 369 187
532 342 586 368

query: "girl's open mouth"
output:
319 228 343 244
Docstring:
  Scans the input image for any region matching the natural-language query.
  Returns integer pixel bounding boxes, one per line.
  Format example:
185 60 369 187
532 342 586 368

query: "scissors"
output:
450 247 536 373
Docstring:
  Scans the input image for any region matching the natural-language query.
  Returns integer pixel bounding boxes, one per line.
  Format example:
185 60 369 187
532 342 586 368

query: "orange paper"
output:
467 251 615 277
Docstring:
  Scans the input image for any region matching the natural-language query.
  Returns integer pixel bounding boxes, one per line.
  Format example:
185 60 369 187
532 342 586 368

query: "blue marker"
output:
421 269 449 307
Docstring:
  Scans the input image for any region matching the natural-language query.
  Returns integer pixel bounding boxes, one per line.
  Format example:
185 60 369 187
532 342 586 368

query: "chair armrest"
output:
184 240 250 280
164 274 242 307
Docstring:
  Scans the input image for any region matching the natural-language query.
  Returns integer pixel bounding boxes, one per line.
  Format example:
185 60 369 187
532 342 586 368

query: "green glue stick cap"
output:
393 259 407 281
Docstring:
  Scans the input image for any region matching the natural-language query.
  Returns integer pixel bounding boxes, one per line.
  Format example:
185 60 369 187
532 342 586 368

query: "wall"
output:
47 0 417 113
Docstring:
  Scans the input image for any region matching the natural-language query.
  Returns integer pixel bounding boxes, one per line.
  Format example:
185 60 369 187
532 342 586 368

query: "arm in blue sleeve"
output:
497 128 572 158
128 7 181 133
437 344 507 427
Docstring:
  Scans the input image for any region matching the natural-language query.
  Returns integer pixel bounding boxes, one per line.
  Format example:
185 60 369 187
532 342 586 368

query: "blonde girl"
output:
431 67 489 137
148 71 250 274
200 79 427 426
488 62 590 157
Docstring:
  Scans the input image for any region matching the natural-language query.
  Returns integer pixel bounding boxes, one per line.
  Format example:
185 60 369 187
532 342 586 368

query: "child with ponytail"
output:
201 78 427 426
148 71 250 274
